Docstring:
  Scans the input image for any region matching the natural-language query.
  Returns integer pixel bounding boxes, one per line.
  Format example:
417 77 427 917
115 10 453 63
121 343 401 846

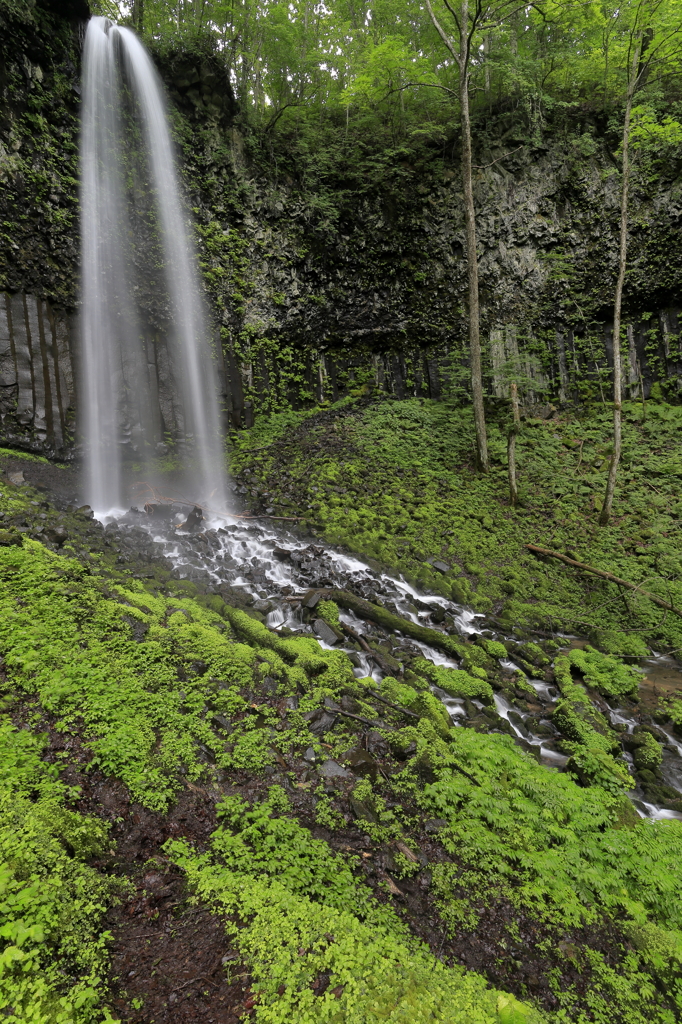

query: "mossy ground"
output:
0 464 681 1023
229 393 682 657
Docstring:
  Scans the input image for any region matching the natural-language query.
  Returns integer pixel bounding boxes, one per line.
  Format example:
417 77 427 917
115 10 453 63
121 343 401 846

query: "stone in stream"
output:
178 506 204 531
272 546 292 560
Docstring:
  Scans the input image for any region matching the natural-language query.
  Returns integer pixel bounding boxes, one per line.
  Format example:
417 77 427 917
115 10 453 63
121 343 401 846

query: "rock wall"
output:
0 292 75 456
1 5 682 455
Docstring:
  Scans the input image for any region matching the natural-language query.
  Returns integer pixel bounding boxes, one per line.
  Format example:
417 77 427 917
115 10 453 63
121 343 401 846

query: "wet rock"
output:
252 599 272 613
314 618 339 645
318 758 351 780
424 818 448 833
211 714 232 733
272 547 292 560
427 558 450 574
344 747 377 779
302 708 337 736
144 503 173 520
366 730 389 757
262 675 277 695
303 746 317 764
350 796 379 822
529 721 555 738
45 525 68 546
0 529 21 546
179 506 204 531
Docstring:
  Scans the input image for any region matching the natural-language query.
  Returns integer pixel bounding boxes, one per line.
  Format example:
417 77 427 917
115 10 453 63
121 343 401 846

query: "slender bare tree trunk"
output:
425 0 489 471
600 38 641 526
459 2 489 470
508 379 520 505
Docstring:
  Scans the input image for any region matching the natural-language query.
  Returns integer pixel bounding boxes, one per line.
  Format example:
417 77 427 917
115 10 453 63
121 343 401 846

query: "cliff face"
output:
1 5 681 455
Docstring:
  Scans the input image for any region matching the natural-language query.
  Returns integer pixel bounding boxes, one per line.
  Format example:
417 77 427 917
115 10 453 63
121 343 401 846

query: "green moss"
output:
317 599 340 626
632 732 663 772
413 658 494 705
477 638 508 660
568 647 642 699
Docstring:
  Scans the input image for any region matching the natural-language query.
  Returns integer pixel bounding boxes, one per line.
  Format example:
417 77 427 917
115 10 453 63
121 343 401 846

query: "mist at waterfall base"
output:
80 16 227 517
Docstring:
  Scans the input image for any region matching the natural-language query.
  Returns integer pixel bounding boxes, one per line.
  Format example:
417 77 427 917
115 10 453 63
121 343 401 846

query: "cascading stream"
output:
100 500 682 822
80 17 226 514
80 19 681 827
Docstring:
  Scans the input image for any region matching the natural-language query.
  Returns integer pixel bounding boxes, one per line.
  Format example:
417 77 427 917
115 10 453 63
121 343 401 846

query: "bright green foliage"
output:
0 540 356 810
166 786 540 1024
413 658 495 704
423 728 682 940
317 600 341 627
568 647 642 699
231 398 682 654
379 675 453 737
478 639 508 660
0 718 121 1024
632 732 663 772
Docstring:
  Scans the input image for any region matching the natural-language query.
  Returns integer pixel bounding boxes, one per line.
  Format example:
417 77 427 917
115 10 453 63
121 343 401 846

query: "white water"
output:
80 17 226 513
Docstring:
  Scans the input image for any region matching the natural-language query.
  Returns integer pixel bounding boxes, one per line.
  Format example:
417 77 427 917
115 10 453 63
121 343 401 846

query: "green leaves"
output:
167 785 540 1024
0 719 121 1024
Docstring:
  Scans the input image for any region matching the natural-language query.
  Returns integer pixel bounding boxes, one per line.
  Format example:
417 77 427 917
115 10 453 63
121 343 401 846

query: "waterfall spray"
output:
80 16 226 514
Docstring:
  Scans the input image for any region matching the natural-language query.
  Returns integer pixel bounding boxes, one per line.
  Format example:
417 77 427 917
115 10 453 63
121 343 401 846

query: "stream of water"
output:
80 19 682 825
100 503 682 822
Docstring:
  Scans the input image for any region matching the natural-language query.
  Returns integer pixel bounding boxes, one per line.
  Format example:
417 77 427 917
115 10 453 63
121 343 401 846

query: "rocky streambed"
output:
3 455 682 1022
7 457 678 822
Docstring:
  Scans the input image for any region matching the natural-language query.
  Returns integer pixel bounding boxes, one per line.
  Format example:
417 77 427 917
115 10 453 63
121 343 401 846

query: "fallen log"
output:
294 589 468 661
338 620 400 676
526 544 682 618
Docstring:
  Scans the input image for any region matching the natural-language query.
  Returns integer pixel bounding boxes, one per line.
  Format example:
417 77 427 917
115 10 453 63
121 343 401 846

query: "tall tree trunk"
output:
600 37 641 526
508 379 520 505
459 1 489 471
424 0 488 471
133 0 144 31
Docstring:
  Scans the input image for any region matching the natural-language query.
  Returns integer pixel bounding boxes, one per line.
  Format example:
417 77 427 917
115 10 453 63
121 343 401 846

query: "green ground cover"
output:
0 477 681 1021
229 395 682 656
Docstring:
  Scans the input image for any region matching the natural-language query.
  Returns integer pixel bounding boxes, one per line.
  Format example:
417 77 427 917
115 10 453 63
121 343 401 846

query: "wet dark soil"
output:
3 454 680 1019
10 690 642 1018
18 714 251 1023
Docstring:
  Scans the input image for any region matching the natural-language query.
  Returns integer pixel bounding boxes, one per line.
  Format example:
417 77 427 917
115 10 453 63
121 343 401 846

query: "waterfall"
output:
80 16 227 514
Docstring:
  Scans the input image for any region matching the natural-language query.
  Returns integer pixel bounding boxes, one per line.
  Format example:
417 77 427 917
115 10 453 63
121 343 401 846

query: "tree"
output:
599 0 682 526
421 0 539 471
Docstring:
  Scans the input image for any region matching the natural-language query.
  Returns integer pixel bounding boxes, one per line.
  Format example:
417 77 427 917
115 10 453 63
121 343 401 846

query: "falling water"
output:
80 16 226 513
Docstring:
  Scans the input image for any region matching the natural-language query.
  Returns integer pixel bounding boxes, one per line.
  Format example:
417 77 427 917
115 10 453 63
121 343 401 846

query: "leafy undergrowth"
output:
229 395 682 655
0 481 681 1021
0 716 123 1024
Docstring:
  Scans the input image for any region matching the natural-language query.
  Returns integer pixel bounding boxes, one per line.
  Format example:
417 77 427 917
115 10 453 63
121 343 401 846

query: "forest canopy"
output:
90 0 682 140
